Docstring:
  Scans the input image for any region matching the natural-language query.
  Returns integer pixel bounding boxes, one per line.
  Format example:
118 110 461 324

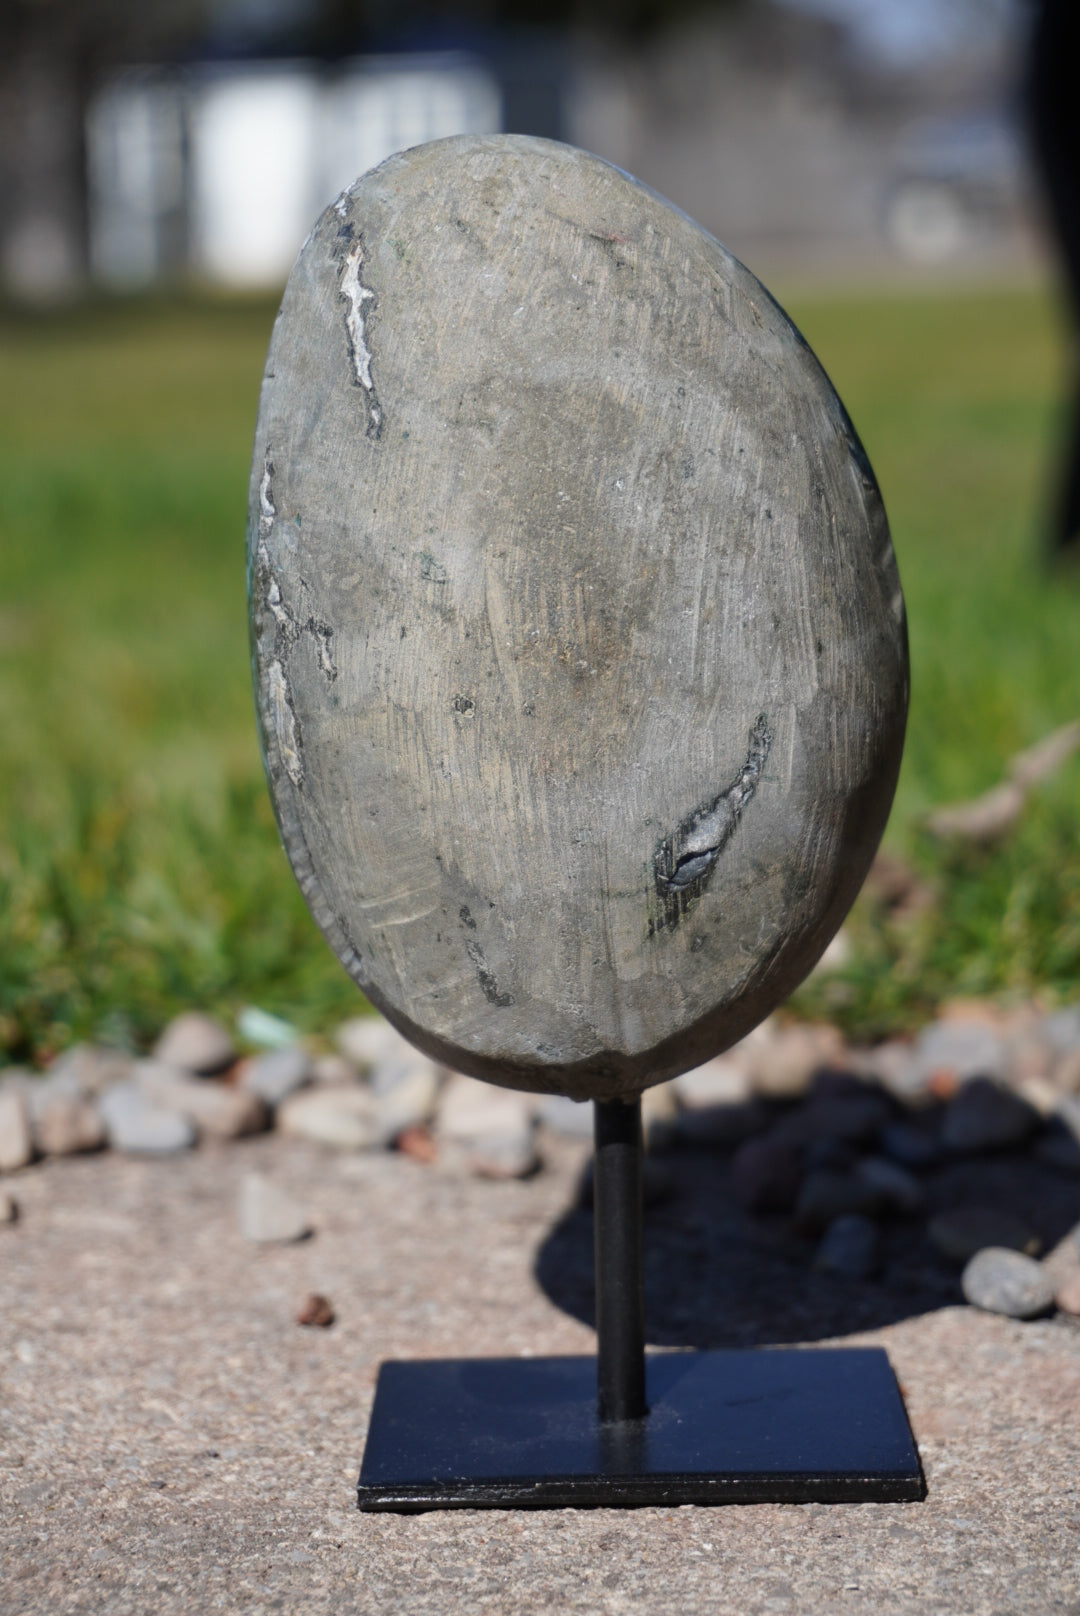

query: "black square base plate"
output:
357 1347 924 1511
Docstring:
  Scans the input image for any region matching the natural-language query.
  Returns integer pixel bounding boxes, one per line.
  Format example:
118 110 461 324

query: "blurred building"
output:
2 0 1038 298
87 55 502 289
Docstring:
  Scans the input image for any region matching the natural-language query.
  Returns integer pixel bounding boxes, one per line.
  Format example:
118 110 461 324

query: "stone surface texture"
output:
3 1137 1079 1615
249 134 908 1100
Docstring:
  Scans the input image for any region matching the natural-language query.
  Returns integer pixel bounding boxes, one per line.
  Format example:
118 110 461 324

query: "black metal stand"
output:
357 1096 925 1511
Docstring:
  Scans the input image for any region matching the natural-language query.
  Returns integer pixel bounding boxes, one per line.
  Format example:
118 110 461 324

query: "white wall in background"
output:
86 57 502 290
189 67 320 288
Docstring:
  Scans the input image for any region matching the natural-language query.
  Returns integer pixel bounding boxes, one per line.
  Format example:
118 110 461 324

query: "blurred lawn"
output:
0 284 1078 1064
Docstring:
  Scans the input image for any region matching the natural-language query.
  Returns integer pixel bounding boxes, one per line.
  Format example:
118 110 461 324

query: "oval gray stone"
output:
250 134 908 1101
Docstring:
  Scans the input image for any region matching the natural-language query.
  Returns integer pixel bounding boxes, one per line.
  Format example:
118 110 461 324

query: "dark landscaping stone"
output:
793 1170 886 1232
928 1206 1040 1265
941 1077 1040 1154
854 1155 926 1215
813 1214 881 1279
729 1136 802 1214
880 1119 943 1171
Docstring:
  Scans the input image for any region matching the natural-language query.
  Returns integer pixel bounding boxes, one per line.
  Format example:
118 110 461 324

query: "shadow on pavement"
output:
534 1102 1080 1347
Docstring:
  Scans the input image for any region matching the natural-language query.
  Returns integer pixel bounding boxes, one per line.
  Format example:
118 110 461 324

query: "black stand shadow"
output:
535 1102 1080 1349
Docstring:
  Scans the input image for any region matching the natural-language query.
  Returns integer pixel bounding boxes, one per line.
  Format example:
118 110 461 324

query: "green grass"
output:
1 284 1078 1065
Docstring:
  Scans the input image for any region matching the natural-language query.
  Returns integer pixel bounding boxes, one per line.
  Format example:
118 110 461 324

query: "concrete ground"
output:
2 1132 1079 1615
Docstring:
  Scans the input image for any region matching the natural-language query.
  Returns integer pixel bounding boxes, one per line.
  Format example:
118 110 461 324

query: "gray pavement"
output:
2 1135 1079 1614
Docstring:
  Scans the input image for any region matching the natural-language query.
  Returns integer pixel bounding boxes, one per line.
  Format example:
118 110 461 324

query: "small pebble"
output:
153 1012 235 1076
771 1089 892 1150
35 1096 106 1157
239 1047 312 1108
675 1098 768 1148
914 1020 1008 1089
854 1155 925 1216
239 1172 311 1243
44 1044 133 1095
730 1136 802 1214
396 1125 438 1163
750 1023 845 1100
237 1006 299 1049
336 1015 411 1076
928 1206 1040 1265
276 1086 381 1150
879 1120 942 1171
373 1062 441 1138
673 1055 752 1110
941 1076 1039 1154
136 1061 267 1139
0 1090 33 1172
961 1247 1054 1318
0 1188 18 1225
98 1083 196 1155
437 1076 540 1180
1054 1270 1080 1316
1033 1122 1080 1175
536 1094 594 1139
297 1293 335 1327
813 1214 881 1279
793 1170 885 1233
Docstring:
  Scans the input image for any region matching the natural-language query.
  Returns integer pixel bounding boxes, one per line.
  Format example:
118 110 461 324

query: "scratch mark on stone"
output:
259 457 276 536
466 941 514 1008
652 714 773 933
333 190 350 219
267 659 303 787
306 617 337 682
339 239 382 437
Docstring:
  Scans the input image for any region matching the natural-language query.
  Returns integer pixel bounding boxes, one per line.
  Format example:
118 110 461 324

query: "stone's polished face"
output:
249 134 908 1101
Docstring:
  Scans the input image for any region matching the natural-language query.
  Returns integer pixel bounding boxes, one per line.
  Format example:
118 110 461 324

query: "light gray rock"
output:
673 1055 753 1110
249 133 907 1101
238 1172 311 1243
850 1039 922 1103
1043 1007 1080 1058
336 1016 412 1078
941 1077 1040 1154
135 1061 267 1139
537 1095 595 1140
98 1083 196 1155
813 1215 881 1279
373 1062 441 1139
750 1024 847 1100
153 1013 235 1076
276 1085 382 1150
913 1020 1008 1088
437 1074 538 1179
44 1043 133 1096
961 1247 1055 1319
854 1155 925 1215
928 1206 1040 1265
239 1047 312 1108
35 1096 106 1156
0 1090 33 1172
